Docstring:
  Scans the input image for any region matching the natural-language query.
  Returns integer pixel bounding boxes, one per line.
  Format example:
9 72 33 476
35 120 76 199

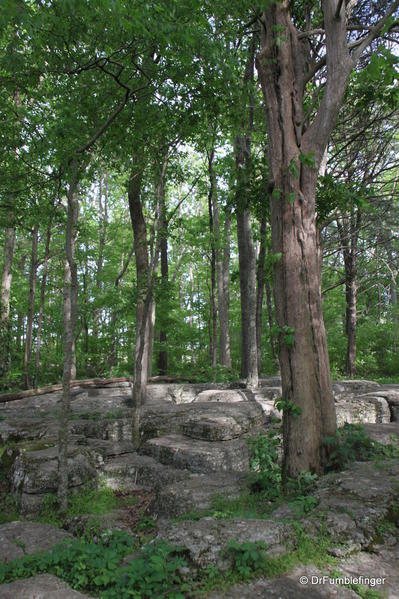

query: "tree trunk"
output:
0 224 16 377
235 36 258 388
93 170 108 340
157 157 169 376
34 223 52 389
58 165 79 513
128 166 150 447
214 195 232 369
256 216 267 376
265 278 278 368
23 227 39 389
337 209 361 377
207 148 218 371
256 0 355 476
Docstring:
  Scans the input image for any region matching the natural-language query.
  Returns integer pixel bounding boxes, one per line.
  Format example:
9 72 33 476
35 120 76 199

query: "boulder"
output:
335 395 390 426
0 574 94 598
0 522 73 563
193 389 247 403
10 445 97 514
140 434 250 473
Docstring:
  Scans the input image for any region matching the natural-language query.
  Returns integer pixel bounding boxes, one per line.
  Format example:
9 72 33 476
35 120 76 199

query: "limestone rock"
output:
153 472 245 517
0 574 94 598
157 517 293 569
209 569 359 598
332 380 381 398
0 522 73 563
364 422 399 445
10 445 97 514
102 452 190 490
335 395 390 426
140 434 250 473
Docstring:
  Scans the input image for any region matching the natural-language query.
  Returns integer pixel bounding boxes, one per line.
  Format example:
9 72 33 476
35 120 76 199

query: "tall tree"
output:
256 0 398 477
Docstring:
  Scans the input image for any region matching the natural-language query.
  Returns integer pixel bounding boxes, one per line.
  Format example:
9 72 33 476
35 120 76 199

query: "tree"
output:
256 0 399 478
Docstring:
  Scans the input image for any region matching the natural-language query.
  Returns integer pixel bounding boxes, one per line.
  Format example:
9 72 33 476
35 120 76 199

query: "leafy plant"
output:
324 423 399 471
247 431 282 499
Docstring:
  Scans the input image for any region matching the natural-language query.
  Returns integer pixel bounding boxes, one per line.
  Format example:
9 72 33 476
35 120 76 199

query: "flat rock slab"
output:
332 380 381 397
0 522 73 563
193 389 247 403
316 459 399 547
157 517 292 569
102 452 190 490
153 472 246 517
364 422 399 445
140 401 266 442
209 571 359 598
0 574 94 598
340 545 399 599
140 434 250 473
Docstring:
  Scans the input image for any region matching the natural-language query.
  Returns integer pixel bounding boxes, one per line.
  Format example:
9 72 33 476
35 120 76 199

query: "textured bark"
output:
157 157 169 376
265 278 278 367
256 0 355 476
23 227 39 389
235 36 258 388
207 148 218 370
236 208 258 387
93 170 108 339
213 194 231 369
256 216 267 375
0 224 16 377
34 223 52 389
110 244 134 368
337 209 361 377
128 167 149 423
58 166 79 513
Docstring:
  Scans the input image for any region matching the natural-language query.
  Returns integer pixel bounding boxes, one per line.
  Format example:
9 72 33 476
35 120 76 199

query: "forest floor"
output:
0 378 398 598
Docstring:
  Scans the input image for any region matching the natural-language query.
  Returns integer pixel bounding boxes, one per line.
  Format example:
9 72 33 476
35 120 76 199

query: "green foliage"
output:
225 540 270 578
274 397 302 418
324 423 399 471
248 430 282 499
37 485 130 526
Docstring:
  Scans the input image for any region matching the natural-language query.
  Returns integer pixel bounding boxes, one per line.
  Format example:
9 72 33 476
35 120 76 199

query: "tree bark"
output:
256 216 267 376
93 170 108 340
34 223 52 389
207 148 218 371
235 36 258 388
23 227 39 389
157 156 169 376
337 209 361 377
58 164 79 513
0 224 16 377
128 165 152 448
214 195 232 369
256 0 356 476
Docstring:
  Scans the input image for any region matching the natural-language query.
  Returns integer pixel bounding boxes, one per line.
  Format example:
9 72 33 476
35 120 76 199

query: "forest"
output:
1 0 399 487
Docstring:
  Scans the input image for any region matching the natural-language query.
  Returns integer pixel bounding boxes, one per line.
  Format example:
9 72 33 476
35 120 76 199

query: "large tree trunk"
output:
235 36 258 388
58 165 79 513
23 226 39 388
34 223 52 389
0 224 16 378
256 0 355 477
207 148 218 371
128 166 151 447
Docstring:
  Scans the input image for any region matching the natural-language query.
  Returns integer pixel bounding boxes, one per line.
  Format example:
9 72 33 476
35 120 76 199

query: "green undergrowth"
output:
0 523 338 598
324 423 399 471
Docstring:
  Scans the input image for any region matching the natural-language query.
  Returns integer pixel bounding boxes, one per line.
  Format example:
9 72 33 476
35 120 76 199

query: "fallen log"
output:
0 377 132 403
